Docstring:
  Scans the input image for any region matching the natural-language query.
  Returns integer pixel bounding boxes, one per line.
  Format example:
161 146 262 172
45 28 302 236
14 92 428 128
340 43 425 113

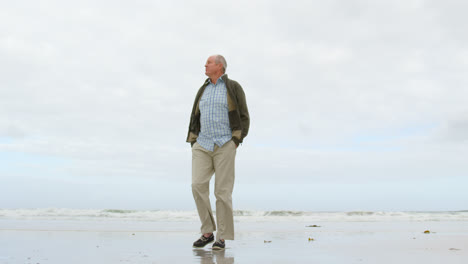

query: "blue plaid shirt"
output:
197 75 232 151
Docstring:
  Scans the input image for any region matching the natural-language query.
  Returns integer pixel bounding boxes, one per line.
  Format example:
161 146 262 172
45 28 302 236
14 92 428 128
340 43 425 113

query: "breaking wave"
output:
1 208 467 222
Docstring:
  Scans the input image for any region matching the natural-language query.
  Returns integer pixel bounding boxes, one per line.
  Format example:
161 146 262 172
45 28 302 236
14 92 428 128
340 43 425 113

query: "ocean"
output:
1 208 467 222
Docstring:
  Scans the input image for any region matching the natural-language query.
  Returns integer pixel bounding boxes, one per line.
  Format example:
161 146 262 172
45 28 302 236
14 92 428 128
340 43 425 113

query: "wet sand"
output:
1 219 467 263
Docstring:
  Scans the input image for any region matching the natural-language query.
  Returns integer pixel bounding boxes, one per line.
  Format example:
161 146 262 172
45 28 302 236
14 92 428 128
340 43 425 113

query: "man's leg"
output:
213 140 237 241
192 142 216 235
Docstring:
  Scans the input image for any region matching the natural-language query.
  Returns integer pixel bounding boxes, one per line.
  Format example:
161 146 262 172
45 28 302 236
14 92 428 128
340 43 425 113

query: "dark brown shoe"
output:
193 234 214 248
212 239 225 250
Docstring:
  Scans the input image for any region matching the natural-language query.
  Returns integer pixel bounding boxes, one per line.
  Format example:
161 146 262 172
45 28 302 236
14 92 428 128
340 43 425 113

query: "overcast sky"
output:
1 0 467 211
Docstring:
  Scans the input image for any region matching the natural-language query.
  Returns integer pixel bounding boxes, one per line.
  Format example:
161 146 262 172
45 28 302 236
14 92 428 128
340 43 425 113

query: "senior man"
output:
186 55 250 250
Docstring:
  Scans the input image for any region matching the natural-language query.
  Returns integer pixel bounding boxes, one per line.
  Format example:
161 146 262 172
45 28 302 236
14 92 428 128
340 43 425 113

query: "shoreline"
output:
1 218 467 264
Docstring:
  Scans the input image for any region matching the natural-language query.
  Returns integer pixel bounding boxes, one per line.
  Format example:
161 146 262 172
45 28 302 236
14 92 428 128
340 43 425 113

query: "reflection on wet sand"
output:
193 248 234 264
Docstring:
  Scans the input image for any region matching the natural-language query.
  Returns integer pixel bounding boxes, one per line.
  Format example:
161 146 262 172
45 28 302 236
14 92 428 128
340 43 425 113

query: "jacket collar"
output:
204 74 228 85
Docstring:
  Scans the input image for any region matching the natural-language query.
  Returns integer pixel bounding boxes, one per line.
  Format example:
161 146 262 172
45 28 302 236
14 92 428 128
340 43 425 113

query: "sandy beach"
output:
1 214 467 264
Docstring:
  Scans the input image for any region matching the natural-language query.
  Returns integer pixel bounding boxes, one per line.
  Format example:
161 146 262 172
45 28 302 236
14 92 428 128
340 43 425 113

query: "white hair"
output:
214 55 227 73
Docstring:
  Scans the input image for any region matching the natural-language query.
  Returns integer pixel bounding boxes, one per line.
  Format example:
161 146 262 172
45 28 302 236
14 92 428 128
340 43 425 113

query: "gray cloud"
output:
1 0 467 210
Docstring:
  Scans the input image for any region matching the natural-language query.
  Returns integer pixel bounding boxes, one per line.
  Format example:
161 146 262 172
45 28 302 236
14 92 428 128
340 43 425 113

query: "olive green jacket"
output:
186 74 250 146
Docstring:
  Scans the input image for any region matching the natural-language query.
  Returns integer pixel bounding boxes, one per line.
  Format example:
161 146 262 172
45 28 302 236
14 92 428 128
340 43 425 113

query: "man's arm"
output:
236 85 250 141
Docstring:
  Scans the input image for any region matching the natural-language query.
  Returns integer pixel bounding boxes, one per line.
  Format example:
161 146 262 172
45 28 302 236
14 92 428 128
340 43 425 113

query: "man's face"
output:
205 56 222 77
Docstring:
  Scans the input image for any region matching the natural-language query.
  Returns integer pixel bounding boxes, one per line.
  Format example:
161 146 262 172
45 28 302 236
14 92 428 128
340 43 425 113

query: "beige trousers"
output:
191 140 237 240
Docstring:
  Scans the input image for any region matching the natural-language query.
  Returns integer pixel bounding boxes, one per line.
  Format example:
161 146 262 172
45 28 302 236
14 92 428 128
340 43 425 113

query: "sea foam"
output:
1 208 467 222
